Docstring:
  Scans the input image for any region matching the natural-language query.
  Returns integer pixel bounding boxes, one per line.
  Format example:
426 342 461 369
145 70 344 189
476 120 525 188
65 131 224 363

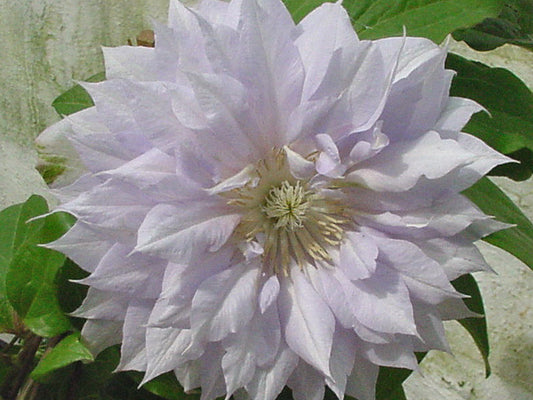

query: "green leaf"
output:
374 353 425 400
56 259 89 331
453 0 533 51
144 373 201 400
0 204 27 332
31 333 94 381
1 196 74 337
282 0 333 23
128 371 201 400
282 0 504 43
446 52 533 180
463 177 533 269
348 0 503 43
52 72 105 116
451 274 491 377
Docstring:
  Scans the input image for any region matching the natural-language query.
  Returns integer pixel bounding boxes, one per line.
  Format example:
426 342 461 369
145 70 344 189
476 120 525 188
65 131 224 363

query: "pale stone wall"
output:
0 0 168 206
0 1 532 399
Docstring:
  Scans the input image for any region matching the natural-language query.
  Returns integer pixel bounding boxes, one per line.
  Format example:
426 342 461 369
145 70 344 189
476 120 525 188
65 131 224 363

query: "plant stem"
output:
0 334 42 400
66 362 82 400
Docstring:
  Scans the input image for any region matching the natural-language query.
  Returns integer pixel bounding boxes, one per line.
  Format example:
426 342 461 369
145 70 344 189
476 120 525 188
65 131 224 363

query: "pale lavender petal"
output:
359 338 418 370
149 250 232 329
200 344 226 400
436 97 484 133
347 131 477 191
371 235 461 304
315 134 346 178
345 354 379 400
412 303 450 352
116 299 152 371
75 244 165 298
191 261 261 341
339 232 378 280
142 328 202 384
259 275 280 314
174 361 201 392
136 203 240 263
416 236 494 280
288 361 325 400
326 327 357 399
279 269 335 377
245 344 299 400
45 221 113 272
295 1 360 100
71 288 128 320
81 319 123 356
350 267 418 336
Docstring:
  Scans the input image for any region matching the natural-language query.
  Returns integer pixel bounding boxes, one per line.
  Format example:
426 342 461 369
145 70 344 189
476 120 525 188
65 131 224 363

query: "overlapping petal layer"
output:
43 0 511 399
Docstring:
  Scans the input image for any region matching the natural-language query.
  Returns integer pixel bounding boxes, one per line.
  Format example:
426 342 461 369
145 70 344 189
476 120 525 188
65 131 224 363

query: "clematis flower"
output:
42 0 511 399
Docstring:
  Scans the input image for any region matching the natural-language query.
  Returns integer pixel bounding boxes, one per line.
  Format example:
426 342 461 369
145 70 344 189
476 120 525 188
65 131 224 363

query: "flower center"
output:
227 149 349 275
262 181 310 230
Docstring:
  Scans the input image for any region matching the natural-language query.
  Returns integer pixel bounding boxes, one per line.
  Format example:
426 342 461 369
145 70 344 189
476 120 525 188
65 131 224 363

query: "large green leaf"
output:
0 203 29 332
453 0 533 51
463 177 533 269
283 0 504 43
446 52 533 180
452 274 491 376
1 196 74 337
31 333 94 382
52 72 105 117
348 0 503 43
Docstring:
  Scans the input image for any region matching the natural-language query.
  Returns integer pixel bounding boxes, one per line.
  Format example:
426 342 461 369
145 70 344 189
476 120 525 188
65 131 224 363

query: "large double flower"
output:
44 0 510 399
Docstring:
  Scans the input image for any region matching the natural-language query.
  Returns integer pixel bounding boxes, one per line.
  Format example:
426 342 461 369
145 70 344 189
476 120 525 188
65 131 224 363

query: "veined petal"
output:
279 269 335 377
371 236 462 304
191 261 261 341
326 327 357 399
136 203 240 263
295 1 360 101
347 130 477 191
149 249 232 329
81 319 123 356
45 221 113 272
350 267 417 336
315 134 346 178
259 275 280 314
56 180 154 238
339 232 378 280
245 344 298 400
116 299 152 372
76 244 165 298
345 354 379 400
288 361 325 400
142 328 202 384
72 288 129 320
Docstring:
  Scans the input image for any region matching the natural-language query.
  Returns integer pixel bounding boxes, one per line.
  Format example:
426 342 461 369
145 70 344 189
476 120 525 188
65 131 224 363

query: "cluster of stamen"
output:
262 181 310 230
227 149 349 276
